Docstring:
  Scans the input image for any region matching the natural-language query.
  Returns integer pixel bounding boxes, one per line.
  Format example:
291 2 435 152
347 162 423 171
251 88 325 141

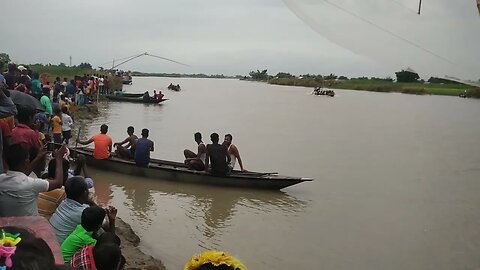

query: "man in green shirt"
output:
61 206 105 263
31 73 43 99
40 88 52 116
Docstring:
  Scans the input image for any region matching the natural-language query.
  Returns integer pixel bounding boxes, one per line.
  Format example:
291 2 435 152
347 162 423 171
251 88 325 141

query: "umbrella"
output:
8 90 45 112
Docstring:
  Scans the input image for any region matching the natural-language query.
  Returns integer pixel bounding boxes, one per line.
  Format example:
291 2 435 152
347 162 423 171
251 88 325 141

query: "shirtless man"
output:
114 126 138 159
205 133 230 176
183 132 206 171
223 134 246 172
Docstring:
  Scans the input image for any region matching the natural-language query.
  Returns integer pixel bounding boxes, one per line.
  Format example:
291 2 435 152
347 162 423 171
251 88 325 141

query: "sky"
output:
1 0 479 79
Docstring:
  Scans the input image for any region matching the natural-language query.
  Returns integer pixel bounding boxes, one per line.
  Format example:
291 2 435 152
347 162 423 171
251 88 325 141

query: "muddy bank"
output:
116 217 166 270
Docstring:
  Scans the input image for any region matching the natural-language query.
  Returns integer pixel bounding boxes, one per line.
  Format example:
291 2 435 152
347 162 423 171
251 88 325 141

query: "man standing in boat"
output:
223 134 246 172
205 133 231 176
134 128 154 167
183 132 206 171
114 126 138 159
76 124 113 160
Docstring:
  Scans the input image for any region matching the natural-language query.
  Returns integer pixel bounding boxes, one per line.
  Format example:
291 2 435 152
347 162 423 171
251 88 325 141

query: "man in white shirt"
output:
0 143 66 216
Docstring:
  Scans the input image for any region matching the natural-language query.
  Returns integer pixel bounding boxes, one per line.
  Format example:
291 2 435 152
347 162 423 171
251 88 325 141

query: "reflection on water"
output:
91 167 308 232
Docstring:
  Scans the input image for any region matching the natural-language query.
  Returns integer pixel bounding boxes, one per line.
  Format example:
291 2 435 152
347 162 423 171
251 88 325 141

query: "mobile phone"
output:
47 142 55 152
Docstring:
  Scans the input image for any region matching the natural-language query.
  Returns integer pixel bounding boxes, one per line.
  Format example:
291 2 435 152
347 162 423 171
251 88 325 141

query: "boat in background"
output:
74 148 313 190
106 95 168 104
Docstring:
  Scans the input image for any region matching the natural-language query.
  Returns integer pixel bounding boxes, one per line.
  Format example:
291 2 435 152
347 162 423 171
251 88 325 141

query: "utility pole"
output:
69 56 72 66
418 0 422 15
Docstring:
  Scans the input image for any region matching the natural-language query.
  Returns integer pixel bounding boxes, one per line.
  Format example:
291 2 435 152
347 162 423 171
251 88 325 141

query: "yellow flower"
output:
184 250 247 270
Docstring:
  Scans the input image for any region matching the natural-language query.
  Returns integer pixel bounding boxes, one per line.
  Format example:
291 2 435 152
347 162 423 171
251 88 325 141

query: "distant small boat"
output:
167 84 181 91
312 88 335 97
122 74 133 85
106 95 168 104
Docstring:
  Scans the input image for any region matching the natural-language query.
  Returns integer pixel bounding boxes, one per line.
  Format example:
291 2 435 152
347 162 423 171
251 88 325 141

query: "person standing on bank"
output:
134 128 154 167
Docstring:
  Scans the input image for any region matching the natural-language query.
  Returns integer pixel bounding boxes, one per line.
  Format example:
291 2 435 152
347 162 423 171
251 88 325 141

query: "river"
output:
84 77 480 270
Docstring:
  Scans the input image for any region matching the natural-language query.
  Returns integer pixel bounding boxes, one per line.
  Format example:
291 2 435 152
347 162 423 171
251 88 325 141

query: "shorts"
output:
53 133 62 144
62 130 72 140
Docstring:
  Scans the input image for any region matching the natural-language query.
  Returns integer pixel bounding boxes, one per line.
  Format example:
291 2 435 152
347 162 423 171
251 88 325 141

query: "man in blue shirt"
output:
66 80 76 99
134 129 154 167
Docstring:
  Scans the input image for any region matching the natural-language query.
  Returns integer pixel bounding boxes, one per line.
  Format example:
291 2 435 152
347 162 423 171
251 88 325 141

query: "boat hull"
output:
105 95 167 104
75 149 312 190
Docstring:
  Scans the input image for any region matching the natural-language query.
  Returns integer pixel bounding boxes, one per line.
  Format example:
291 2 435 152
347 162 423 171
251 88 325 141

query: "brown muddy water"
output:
83 77 480 270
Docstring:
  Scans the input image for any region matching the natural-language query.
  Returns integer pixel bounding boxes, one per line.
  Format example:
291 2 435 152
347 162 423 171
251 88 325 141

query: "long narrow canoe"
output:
106 95 168 104
121 93 143 98
75 148 312 190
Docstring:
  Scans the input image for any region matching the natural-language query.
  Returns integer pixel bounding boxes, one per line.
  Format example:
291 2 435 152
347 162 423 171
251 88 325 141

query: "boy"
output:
51 107 62 144
61 206 105 263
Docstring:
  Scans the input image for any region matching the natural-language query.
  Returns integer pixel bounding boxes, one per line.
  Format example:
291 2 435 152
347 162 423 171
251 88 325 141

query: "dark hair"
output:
141 128 149 137
210 133 219 143
127 126 134 134
93 244 121 270
96 232 121 247
16 107 36 124
47 159 70 185
70 80 75 84
61 106 68 114
65 176 88 200
225 134 232 141
5 144 29 169
55 77 60 82
32 72 40 80
1 226 56 270
81 206 106 232
194 132 202 141
100 124 108 134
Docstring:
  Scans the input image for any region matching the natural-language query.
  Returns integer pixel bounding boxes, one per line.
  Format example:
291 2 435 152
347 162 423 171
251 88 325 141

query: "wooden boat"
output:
74 148 313 190
121 93 144 98
106 95 168 104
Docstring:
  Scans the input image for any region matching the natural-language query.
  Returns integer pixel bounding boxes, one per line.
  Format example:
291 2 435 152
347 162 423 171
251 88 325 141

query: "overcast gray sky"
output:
1 0 479 79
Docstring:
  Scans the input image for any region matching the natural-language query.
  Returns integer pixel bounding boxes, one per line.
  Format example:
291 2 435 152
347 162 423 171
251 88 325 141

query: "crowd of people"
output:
0 63 249 269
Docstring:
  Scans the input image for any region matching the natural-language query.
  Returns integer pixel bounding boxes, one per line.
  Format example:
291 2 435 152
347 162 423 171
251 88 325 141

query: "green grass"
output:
268 78 471 97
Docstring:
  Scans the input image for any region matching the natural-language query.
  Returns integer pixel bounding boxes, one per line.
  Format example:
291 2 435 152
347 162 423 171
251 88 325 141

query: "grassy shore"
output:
268 78 477 97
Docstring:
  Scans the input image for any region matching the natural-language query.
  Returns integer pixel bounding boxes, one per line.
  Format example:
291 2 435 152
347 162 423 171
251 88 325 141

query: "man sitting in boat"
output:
205 133 231 176
223 134 246 172
76 124 113 160
184 132 206 171
134 128 154 167
114 126 138 159
142 91 150 101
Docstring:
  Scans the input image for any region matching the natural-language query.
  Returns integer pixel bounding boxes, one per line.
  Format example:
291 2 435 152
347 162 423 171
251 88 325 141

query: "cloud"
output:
1 0 478 79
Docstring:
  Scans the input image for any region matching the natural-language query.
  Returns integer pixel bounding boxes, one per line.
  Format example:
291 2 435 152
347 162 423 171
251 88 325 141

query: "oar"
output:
237 171 278 176
73 126 82 158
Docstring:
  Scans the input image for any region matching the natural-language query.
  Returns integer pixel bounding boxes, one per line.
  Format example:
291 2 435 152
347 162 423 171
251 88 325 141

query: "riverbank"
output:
268 78 480 97
116 217 166 270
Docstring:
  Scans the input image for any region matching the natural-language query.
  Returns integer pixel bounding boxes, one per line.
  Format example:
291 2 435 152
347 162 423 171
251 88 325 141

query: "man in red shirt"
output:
11 107 42 151
76 124 112 160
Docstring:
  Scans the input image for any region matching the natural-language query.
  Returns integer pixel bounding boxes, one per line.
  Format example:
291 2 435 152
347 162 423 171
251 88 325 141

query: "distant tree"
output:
395 69 420 82
324 73 337 80
59 62 66 67
249 69 269 81
275 72 295 79
78 62 92 69
338 75 348 80
0 52 10 64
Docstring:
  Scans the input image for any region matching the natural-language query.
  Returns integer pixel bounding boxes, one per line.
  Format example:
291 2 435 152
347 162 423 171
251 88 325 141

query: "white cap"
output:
18 65 27 71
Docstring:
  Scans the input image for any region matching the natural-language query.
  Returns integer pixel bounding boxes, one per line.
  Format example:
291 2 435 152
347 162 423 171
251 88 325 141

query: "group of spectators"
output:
0 68 124 269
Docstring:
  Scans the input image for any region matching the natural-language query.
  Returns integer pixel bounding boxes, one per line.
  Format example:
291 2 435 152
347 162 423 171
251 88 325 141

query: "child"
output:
60 206 105 263
61 106 73 144
51 107 63 144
